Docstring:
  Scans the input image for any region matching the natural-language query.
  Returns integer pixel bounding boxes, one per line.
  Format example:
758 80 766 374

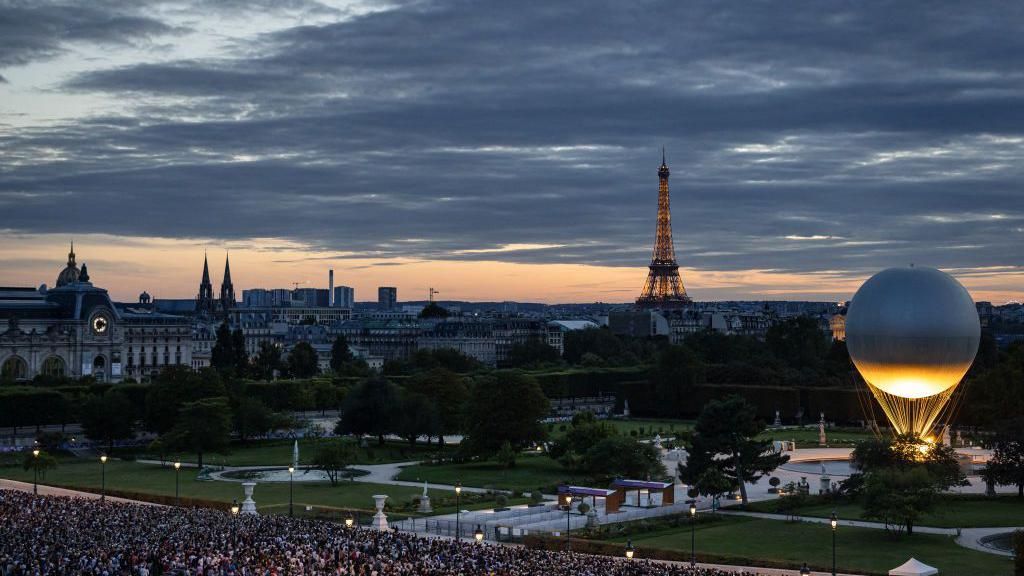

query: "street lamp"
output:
800 563 811 576
100 455 108 502
288 466 295 517
474 525 484 543
563 493 575 551
689 500 697 567
831 510 838 576
174 462 181 506
625 539 634 560
345 514 355 529
32 449 40 495
455 482 462 541
231 499 240 516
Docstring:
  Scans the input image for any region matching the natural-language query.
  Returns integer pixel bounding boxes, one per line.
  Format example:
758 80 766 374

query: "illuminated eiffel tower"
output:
637 150 691 309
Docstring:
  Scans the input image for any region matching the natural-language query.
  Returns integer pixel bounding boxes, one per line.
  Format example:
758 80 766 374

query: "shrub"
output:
495 494 508 508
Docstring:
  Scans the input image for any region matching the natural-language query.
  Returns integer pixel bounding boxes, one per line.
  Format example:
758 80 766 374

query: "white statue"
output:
818 421 827 446
293 440 299 470
417 481 433 513
773 410 782 427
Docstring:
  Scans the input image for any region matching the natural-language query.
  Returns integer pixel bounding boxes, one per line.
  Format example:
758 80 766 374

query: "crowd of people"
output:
1 490 768 576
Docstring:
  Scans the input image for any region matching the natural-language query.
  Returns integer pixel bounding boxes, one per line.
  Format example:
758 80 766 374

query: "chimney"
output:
329 269 335 307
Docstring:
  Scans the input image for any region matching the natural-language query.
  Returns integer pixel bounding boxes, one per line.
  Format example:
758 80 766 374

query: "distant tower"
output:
637 150 690 308
220 253 236 312
196 253 215 315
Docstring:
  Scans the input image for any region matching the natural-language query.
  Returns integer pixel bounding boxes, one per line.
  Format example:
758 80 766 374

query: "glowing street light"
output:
625 539 635 560
345 514 355 528
174 462 181 506
474 525 484 543
288 466 295 517
455 482 462 541
32 449 40 495
100 455 108 502
689 501 697 567
831 510 838 576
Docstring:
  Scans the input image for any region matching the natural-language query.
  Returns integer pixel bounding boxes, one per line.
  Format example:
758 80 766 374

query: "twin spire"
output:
196 251 234 315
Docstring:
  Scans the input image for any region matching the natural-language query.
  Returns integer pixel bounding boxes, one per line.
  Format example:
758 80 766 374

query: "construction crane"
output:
429 287 439 302
292 281 306 291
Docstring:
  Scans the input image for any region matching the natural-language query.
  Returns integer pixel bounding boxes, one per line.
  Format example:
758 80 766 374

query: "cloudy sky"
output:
1 0 1023 303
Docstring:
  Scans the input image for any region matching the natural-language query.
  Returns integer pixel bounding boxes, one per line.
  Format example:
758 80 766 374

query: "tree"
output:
984 416 1024 496
862 467 939 536
336 377 404 445
507 337 560 368
549 411 615 461
144 366 225 434
22 449 58 483
680 395 789 504
313 380 340 416
395 390 440 446
80 390 136 451
693 467 733 507
232 328 249 377
581 436 665 483
496 440 517 469
765 317 830 370
234 397 275 442
563 328 626 365
312 439 357 486
850 434 966 492
211 322 236 375
162 397 232 467
406 368 469 442
287 341 320 378
462 371 549 457
252 342 282 380
329 335 355 373
648 344 705 417
419 302 449 318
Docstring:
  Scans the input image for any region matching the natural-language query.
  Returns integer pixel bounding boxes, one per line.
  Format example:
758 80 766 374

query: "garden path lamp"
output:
454 482 462 540
474 525 484 543
32 449 40 495
345 514 355 528
800 563 811 576
231 499 240 516
174 462 181 506
831 510 838 576
625 539 634 560
689 501 697 567
288 466 295 517
100 455 108 502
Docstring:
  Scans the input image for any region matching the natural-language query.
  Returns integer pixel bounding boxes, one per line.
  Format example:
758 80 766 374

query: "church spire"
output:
220 252 235 313
201 251 211 285
196 252 215 315
67 241 76 267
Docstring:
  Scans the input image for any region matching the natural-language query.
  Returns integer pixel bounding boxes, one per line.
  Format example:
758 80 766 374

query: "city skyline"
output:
3 2 1024 303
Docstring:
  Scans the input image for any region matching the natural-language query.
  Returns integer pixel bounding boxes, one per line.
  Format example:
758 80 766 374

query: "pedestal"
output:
241 482 258 515
372 494 389 531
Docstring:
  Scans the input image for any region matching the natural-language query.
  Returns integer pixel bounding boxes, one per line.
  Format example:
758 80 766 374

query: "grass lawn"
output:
0 459 517 515
745 495 1024 528
756 427 876 447
126 437 451 467
615 515 1012 576
396 454 573 492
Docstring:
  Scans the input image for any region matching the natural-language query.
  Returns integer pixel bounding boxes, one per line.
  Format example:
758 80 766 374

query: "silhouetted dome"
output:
56 243 80 287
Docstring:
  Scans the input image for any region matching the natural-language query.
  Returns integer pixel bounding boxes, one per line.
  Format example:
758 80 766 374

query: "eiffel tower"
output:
637 150 691 308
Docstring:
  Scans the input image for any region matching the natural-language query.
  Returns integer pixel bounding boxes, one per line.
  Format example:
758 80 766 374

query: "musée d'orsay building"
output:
0 245 192 383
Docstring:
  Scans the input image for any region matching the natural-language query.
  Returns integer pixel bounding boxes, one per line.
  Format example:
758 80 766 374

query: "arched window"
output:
1 356 28 381
92 355 107 382
41 356 66 377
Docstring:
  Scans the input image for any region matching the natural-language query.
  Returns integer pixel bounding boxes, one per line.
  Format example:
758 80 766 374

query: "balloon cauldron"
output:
846 266 979 437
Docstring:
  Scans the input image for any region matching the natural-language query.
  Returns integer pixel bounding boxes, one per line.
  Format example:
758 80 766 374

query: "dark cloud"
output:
3 0 1024 284
0 1 180 67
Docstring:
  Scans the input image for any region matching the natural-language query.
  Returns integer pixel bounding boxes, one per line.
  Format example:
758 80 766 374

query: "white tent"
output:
889 558 938 576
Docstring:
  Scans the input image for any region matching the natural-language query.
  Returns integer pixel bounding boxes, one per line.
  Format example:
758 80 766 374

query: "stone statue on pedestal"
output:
818 420 827 446
417 481 433 513
773 410 782 427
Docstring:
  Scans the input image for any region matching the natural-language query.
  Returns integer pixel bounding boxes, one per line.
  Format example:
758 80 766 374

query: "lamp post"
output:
831 510 838 576
474 525 484 543
563 493 575 551
455 482 462 541
689 500 697 567
32 449 40 495
100 455 108 502
174 461 181 506
345 514 355 529
800 562 811 576
625 539 634 560
288 466 295 517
